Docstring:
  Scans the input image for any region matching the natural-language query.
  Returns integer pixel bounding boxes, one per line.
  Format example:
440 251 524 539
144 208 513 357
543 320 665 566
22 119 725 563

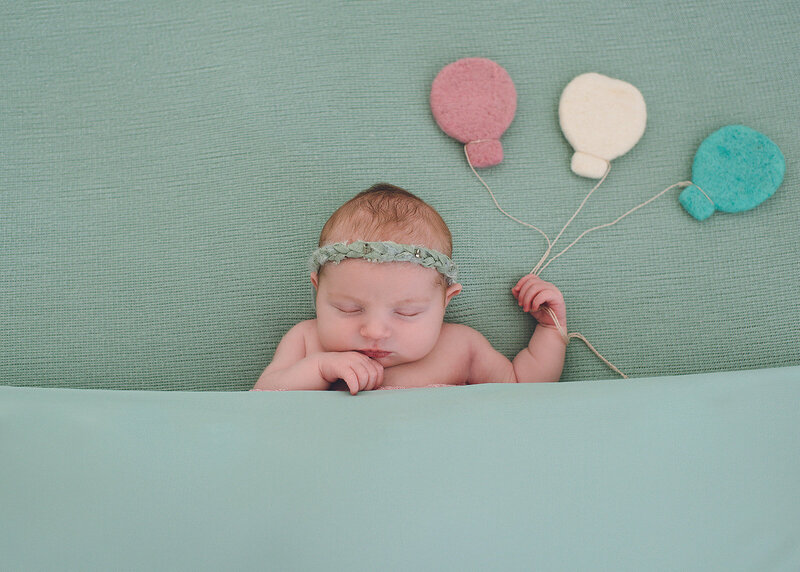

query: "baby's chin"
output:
355 350 403 368
321 345 428 368
330 348 416 368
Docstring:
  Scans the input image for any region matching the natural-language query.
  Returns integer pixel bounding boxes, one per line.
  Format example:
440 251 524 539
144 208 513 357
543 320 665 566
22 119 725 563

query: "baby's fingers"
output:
365 361 385 391
516 279 542 312
532 291 566 325
511 274 538 295
345 358 385 395
341 371 361 395
341 361 367 395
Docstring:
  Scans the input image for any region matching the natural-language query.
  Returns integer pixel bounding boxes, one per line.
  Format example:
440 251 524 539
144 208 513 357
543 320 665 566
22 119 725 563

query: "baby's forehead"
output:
320 258 445 289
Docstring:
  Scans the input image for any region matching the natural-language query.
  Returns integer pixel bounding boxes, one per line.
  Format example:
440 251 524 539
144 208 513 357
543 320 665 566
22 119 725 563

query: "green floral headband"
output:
309 240 458 285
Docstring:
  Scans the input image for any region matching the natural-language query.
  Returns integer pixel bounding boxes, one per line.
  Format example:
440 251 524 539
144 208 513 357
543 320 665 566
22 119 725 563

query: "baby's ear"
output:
444 283 462 307
310 272 319 290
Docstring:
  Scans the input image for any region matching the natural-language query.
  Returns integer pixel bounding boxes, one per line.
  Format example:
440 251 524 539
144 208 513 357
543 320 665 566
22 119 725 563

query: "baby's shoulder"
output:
440 322 501 358
289 318 317 334
282 319 319 344
440 322 488 346
276 319 322 356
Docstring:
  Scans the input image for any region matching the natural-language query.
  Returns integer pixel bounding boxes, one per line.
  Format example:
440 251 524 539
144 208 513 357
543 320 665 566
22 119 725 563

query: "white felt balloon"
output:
559 73 647 178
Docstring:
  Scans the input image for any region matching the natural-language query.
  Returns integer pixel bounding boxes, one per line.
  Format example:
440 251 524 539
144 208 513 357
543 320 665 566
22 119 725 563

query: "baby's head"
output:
310 183 462 367
319 182 452 256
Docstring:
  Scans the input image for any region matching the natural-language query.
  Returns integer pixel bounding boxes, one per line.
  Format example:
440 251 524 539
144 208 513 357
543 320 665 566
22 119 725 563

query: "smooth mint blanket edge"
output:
3 366 799 571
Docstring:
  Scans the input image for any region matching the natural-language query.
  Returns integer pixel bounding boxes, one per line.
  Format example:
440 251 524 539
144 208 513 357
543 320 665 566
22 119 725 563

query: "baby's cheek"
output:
316 316 350 352
405 319 444 357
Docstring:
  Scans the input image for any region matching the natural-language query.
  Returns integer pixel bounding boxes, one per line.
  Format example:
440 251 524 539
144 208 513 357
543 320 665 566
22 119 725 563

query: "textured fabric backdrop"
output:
2 1 799 390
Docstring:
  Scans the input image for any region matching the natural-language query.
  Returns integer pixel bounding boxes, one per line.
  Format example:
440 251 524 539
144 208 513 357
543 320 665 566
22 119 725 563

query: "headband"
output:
309 241 458 285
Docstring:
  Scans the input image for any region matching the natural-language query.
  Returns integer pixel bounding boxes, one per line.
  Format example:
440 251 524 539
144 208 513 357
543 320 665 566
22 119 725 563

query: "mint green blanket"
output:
3 367 799 570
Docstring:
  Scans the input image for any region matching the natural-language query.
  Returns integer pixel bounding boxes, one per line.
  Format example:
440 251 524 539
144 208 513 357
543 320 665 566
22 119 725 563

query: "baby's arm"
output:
253 321 383 394
462 276 566 384
510 275 567 382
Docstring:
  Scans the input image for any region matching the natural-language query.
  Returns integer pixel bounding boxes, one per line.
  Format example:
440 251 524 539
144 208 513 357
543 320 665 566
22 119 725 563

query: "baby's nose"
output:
360 317 391 340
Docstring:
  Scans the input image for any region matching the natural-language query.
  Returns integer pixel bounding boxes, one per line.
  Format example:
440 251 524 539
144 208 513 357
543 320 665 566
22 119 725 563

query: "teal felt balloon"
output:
679 125 785 221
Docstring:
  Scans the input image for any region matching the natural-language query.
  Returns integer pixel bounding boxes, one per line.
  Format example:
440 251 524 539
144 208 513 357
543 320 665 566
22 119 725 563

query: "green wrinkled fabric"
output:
2 1 798 391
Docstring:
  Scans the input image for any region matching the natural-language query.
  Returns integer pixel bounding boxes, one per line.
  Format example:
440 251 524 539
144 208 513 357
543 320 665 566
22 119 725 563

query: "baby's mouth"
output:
357 349 392 359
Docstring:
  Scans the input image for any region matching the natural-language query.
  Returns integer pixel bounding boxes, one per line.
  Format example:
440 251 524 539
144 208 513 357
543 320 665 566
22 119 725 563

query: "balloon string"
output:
462 145 690 379
693 184 717 208
463 145 626 378
533 179 707 378
531 160 611 275
536 180 693 275
542 306 628 378
532 176 697 379
463 145 552 249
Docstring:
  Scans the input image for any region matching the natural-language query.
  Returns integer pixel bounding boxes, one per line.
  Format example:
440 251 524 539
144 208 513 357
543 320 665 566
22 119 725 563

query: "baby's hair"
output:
319 183 453 256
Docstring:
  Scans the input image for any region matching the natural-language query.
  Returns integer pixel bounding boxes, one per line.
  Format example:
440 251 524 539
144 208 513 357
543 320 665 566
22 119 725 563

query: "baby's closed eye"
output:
395 309 423 317
333 304 362 314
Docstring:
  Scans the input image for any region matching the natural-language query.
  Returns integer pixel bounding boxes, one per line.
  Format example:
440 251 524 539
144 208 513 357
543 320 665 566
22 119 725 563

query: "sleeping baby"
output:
254 183 567 393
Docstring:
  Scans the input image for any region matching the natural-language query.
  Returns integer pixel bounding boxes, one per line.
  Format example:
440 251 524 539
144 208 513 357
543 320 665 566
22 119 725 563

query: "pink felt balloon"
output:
430 58 517 168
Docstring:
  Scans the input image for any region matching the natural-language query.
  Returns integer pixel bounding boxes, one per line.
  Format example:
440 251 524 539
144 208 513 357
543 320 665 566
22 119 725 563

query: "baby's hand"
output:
317 351 385 395
511 274 566 329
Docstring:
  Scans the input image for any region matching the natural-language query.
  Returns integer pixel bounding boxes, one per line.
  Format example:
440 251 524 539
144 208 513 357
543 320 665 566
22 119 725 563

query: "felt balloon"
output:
679 125 785 221
559 73 647 178
430 58 517 168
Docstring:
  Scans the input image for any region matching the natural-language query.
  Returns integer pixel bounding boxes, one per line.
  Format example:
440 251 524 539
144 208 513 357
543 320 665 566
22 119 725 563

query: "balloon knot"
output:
465 140 503 168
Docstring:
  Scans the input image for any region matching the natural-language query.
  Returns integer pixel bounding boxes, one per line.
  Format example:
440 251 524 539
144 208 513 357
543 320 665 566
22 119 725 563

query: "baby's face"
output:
312 259 461 368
